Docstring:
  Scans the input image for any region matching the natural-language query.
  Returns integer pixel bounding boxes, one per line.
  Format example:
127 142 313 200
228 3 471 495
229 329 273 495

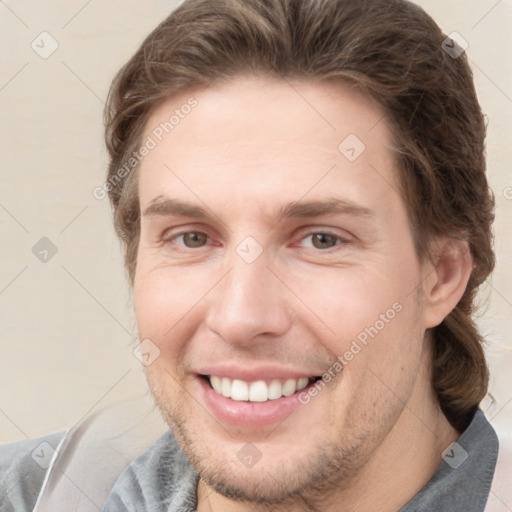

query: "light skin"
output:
133 75 471 511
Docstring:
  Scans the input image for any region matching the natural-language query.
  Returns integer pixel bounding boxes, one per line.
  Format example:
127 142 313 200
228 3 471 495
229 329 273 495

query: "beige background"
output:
0 0 511 508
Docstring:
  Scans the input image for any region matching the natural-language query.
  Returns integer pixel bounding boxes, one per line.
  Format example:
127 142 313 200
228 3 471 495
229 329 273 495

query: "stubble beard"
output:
150 382 407 511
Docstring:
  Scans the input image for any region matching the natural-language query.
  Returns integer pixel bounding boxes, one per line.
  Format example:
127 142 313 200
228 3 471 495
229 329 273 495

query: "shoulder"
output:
104 429 199 512
0 431 66 512
401 410 499 512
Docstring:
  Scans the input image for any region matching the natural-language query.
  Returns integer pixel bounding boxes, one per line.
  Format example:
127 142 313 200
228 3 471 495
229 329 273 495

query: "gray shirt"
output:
0 410 499 511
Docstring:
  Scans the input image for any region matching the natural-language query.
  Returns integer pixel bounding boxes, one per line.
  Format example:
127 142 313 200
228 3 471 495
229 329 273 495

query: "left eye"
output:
301 233 342 250
173 231 209 248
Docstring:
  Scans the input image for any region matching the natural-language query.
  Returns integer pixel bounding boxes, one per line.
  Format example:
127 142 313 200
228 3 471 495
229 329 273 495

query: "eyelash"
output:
296 232 346 250
162 229 350 252
162 230 212 249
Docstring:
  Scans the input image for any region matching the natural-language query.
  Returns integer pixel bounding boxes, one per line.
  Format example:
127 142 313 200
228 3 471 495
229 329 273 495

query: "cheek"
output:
286 263 424 379
134 268 200 367
134 270 199 407
339 295 424 414
134 261 209 333
288 266 410 337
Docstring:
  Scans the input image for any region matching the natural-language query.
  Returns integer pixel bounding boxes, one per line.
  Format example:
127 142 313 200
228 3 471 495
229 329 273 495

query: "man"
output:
0 0 499 510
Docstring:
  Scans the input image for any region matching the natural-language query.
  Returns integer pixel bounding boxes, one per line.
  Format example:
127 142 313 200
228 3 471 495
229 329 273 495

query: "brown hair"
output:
104 0 495 431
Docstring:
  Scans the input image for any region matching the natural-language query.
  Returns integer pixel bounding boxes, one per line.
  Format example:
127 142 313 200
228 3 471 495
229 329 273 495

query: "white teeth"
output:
210 375 222 394
249 381 268 402
297 377 309 390
268 379 282 400
230 379 249 401
282 379 297 396
208 376 312 402
221 377 231 398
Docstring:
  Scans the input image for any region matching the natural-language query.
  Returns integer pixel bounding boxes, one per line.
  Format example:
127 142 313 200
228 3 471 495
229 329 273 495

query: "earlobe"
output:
422 238 472 329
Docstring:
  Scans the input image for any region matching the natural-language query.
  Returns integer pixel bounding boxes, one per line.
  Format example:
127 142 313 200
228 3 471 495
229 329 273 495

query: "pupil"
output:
184 232 206 247
313 233 336 249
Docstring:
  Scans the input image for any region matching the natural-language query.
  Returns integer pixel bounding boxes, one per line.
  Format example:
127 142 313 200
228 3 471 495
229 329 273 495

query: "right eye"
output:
170 231 209 248
300 232 343 250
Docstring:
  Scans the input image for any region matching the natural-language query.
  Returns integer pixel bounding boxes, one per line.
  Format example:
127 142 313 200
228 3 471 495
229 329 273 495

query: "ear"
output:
422 238 472 329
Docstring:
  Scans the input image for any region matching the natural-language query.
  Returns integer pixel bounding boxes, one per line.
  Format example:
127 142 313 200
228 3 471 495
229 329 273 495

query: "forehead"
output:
143 74 390 150
137 75 400 218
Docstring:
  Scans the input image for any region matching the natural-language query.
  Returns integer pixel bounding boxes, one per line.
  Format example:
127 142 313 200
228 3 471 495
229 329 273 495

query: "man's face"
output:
134 76 434 503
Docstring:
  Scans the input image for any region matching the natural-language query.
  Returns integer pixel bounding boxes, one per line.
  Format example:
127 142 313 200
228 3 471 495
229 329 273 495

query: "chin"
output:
160 402 367 506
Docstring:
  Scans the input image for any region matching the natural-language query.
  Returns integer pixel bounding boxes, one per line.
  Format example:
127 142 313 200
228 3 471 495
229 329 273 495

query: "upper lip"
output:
196 364 322 382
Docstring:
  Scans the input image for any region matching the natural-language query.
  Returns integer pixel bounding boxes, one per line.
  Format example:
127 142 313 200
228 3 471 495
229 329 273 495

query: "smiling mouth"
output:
203 375 320 402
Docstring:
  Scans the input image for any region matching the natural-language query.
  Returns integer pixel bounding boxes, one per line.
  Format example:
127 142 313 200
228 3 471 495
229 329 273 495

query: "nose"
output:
204 255 292 346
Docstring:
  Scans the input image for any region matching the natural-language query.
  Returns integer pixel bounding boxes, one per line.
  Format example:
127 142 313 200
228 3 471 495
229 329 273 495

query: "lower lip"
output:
198 377 314 428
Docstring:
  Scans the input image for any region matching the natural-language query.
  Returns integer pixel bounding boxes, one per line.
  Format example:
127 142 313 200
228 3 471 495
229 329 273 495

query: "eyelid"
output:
292 226 353 242
300 233 343 248
163 229 207 241
289 226 355 254
161 222 211 240
173 232 208 244
159 223 353 249
160 225 216 250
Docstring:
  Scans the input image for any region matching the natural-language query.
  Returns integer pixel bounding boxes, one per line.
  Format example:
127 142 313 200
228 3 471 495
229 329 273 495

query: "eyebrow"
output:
278 199 374 220
142 196 374 221
143 197 207 218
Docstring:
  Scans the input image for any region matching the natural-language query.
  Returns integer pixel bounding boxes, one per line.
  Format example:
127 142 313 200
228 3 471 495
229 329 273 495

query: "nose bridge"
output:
205 250 290 344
